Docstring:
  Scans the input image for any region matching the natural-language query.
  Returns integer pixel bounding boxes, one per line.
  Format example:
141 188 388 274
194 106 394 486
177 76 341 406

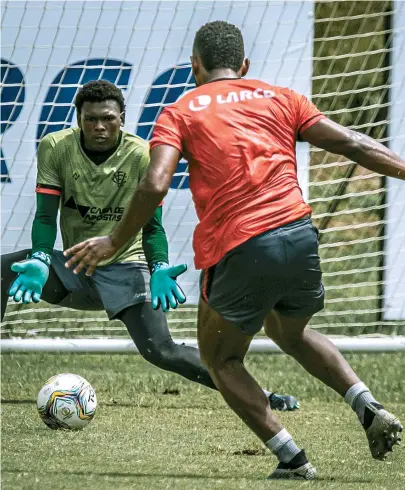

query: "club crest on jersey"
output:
112 170 127 188
188 88 276 112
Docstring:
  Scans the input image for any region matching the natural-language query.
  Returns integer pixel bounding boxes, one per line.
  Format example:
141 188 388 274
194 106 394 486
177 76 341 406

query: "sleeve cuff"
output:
36 184 62 196
31 251 52 267
299 114 326 134
149 140 183 154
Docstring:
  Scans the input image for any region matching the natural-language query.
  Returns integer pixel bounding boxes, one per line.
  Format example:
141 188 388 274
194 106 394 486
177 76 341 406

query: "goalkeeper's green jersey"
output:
36 127 150 266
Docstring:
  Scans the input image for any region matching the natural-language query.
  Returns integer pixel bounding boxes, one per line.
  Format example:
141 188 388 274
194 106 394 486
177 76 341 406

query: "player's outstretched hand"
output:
9 254 50 304
63 236 117 276
150 263 187 313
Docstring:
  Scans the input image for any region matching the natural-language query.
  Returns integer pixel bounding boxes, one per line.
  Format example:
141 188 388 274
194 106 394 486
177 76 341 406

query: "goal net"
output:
1 1 405 352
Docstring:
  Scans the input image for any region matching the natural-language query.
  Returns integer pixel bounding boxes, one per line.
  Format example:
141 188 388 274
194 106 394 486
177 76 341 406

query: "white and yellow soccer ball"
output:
37 373 97 430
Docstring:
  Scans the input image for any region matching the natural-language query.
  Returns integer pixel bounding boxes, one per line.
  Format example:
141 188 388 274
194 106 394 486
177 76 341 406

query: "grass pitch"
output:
1 351 405 489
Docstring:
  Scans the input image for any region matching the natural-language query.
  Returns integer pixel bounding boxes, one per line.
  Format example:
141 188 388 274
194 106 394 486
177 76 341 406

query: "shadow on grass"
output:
2 468 373 484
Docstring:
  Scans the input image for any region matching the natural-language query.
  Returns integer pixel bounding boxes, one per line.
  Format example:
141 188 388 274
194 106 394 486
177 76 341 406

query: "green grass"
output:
2 352 405 490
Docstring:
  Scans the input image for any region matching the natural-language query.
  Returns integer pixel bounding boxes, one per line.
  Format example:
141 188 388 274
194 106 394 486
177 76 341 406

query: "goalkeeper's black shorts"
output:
51 250 151 319
199 217 324 335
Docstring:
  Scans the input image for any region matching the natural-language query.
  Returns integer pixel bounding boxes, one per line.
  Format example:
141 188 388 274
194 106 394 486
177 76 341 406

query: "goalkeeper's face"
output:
78 100 124 152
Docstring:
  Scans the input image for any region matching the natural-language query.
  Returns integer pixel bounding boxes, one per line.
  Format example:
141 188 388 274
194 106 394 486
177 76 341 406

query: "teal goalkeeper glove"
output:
150 262 187 313
8 252 50 304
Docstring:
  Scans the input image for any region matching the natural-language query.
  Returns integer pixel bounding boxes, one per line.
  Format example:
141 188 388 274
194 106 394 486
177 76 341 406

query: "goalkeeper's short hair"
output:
193 20 245 73
75 80 125 113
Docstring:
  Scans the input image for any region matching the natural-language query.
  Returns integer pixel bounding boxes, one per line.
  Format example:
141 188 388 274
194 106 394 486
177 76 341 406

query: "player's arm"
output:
8 138 61 304
111 144 180 248
136 142 186 311
300 118 405 180
32 192 59 256
143 203 187 312
138 145 170 269
33 137 61 257
142 205 169 268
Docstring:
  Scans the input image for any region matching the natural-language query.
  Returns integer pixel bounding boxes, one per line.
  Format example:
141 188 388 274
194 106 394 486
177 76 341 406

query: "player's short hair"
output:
74 80 125 113
193 21 245 73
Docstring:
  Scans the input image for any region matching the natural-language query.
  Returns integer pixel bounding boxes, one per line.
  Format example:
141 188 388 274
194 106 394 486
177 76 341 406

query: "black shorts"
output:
199 218 324 335
51 250 151 319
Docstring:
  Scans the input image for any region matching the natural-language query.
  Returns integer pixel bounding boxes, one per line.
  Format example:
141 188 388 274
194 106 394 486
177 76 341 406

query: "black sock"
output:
276 450 308 469
363 402 384 431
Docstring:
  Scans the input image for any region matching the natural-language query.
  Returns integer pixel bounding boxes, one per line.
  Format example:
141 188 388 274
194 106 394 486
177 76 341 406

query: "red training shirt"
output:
150 78 325 270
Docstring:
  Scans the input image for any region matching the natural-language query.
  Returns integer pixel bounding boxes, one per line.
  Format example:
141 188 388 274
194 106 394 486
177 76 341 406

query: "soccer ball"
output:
37 373 97 430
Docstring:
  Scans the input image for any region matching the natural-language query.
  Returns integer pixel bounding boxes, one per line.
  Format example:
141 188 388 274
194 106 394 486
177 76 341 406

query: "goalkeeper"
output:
1 80 297 412
64 24 405 480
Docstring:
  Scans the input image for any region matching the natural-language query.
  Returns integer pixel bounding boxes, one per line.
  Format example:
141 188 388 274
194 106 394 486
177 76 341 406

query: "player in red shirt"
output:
65 21 405 480
150 73 322 272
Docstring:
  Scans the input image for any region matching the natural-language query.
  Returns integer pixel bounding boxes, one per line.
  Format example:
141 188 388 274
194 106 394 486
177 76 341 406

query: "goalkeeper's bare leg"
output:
264 310 403 461
197 299 316 480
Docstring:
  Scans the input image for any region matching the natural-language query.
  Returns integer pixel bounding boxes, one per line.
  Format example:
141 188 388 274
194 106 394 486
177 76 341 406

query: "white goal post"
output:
2 337 405 353
1 1 405 352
